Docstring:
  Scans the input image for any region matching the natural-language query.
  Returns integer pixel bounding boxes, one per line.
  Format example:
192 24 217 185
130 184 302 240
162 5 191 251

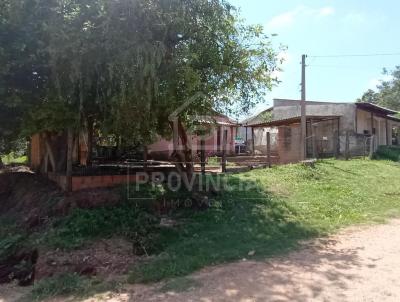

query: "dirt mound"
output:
36 238 136 280
0 171 64 228
0 168 126 286
0 249 38 286
0 168 121 230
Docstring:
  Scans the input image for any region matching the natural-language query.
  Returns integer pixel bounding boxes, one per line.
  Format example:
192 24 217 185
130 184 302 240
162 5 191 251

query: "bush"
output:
0 220 28 261
374 145 400 162
45 201 160 253
0 234 26 261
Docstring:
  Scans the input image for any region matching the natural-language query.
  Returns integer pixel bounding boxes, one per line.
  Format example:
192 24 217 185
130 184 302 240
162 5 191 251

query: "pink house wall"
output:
148 116 237 160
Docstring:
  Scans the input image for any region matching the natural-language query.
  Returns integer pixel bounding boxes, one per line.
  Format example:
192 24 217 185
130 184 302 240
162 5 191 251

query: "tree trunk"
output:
169 120 211 209
170 120 194 187
66 128 74 192
44 139 56 172
87 117 94 165
0 156 4 169
26 138 31 167
55 134 67 173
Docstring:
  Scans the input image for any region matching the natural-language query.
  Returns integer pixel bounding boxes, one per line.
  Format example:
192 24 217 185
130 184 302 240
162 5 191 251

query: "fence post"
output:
251 127 255 155
266 131 271 168
312 123 318 159
363 137 367 159
369 135 375 159
200 139 205 174
334 131 340 159
221 129 227 172
143 146 148 172
345 131 350 160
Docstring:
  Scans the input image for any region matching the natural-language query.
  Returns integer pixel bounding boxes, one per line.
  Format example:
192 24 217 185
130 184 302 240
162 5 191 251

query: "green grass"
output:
0 217 29 261
29 273 119 301
43 201 160 252
1 153 27 165
206 156 220 166
129 159 400 283
207 156 236 167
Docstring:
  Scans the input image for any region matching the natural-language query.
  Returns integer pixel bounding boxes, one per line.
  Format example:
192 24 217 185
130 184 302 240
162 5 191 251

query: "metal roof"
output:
250 115 340 128
356 102 398 115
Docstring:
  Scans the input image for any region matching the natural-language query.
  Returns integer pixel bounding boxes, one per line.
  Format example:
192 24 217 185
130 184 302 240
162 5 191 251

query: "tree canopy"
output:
0 0 282 152
358 66 400 113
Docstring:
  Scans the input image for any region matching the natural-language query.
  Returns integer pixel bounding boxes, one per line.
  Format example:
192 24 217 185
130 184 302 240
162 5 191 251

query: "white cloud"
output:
266 6 335 30
319 7 335 17
343 12 366 25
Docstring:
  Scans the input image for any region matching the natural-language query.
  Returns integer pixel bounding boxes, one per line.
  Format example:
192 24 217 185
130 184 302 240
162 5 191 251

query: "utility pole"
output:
300 54 307 160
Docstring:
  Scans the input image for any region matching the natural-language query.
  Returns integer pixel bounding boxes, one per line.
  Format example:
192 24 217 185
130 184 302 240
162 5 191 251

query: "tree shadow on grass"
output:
315 160 360 176
128 238 364 302
128 173 320 284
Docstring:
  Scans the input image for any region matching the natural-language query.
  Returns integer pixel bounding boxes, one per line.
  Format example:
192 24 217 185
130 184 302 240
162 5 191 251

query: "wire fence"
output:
247 123 380 163
70 125 384 176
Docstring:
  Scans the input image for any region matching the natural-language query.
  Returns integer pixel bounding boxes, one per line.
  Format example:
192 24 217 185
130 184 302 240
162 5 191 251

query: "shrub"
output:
374 145 400 162
45 201 160 253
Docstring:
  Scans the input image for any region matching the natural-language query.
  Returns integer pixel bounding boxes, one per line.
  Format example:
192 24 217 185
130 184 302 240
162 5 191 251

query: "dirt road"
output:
121 220 400 302
3 220 400 302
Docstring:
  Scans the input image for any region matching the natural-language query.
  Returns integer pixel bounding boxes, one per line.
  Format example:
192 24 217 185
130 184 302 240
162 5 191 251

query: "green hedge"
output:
374 145 400 162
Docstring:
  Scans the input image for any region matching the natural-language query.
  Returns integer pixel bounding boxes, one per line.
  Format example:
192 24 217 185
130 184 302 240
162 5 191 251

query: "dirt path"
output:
110 220 400 302
3 220 400 302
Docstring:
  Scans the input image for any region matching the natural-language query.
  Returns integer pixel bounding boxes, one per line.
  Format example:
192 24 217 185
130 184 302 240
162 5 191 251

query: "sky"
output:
229 0 400 117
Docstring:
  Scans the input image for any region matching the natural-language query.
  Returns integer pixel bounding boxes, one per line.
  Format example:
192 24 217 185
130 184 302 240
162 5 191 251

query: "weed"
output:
29 273 118 301
44 202 159 253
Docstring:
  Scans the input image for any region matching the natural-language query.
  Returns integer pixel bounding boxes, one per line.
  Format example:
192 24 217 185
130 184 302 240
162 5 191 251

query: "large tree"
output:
358 67 400 112
0 0 57 165
1 0 282 176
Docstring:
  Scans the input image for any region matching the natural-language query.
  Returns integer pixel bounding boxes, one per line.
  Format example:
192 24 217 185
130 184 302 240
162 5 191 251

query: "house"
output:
148 113 239 160
244 99 400 163
29 112 239 172
237 108 273 154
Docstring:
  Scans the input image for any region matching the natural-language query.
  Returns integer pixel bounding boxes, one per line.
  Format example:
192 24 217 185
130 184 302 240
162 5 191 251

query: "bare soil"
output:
70 219 400 302
0 168 121 228
35 238 136 280
0 168 127 286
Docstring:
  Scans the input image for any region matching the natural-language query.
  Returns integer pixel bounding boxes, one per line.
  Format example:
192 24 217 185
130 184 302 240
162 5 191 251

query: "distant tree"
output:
357 89 379 104
358 67 400 112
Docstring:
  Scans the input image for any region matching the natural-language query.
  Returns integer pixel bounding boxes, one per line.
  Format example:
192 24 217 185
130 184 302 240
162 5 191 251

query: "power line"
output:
309 52 400 58
307 64 387 70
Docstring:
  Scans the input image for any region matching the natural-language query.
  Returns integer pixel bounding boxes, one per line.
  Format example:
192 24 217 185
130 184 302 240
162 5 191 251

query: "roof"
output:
250 115 340 128
273 99 399 115
273 98 351 106
194 115 238 127
356 102 398 116
387 115 400 123
241 107 273 125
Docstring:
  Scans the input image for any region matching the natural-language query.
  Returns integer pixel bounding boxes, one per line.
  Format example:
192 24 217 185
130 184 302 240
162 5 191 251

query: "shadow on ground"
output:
127 237 364 302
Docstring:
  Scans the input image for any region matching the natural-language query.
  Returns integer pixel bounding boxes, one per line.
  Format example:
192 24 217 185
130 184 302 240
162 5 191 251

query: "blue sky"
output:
229 0 400 116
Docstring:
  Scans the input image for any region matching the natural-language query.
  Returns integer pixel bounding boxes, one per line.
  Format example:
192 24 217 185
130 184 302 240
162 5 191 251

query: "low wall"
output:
47 172 145 191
